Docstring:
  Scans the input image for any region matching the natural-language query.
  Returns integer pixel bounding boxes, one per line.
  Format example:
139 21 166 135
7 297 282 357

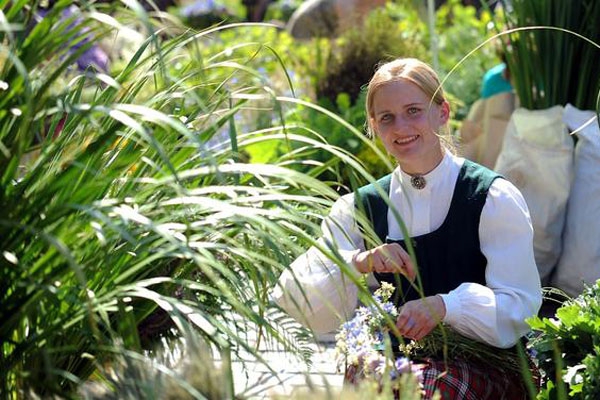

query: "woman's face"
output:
370 79 449 175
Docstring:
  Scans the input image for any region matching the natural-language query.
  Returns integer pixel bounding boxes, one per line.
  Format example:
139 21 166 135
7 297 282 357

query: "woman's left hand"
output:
396 295 446 340
352 243 416 279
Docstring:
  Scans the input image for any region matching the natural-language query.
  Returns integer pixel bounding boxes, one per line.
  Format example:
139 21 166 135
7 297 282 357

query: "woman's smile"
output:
394 135 420 146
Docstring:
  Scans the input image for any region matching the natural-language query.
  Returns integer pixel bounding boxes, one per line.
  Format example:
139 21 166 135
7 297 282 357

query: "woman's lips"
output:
394 135 419 145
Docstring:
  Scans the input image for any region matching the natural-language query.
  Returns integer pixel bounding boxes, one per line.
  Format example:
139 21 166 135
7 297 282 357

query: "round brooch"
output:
410 175 427 190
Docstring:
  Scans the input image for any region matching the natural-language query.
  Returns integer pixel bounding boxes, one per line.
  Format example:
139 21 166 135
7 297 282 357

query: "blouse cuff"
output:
339 249 363 279
440 292 462 325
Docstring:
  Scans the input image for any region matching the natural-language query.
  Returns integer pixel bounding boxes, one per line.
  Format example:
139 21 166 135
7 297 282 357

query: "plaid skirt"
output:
344 357 539 400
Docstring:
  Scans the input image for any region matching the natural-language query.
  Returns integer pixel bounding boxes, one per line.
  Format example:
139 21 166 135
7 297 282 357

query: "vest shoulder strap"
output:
355 174 392 245
460 159 502 202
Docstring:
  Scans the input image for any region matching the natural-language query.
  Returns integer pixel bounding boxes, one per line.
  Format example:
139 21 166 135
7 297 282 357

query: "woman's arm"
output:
270 193 365 333
440 178 542 348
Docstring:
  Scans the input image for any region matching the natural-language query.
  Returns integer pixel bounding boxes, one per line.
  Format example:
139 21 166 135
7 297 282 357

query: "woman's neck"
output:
399 147 445 176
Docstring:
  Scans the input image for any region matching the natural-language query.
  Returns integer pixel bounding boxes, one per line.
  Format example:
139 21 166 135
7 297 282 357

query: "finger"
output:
382 263 397 274
410 329 424 341
375 254 388 273
412 324 434 341
385 256 403 271
406 316 435 340
380 248 394 266
396 254 416 281
402 317 420 339
396 311 414 331
379 249 398 273
385 244 416 279
380 248 403 273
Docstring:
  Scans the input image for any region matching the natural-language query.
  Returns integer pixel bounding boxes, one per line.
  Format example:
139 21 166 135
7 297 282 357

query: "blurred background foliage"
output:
187 0 499 192
493 0 600 111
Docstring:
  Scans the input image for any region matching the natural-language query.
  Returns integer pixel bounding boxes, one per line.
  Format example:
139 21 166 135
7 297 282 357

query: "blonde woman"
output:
273 58 541 398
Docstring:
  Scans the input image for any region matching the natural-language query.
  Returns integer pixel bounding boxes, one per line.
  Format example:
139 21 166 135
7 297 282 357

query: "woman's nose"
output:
393 116 409 130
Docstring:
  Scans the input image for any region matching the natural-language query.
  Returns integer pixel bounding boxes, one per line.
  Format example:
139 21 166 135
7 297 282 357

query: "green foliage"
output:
78 333 233 399
187 21 392 190
264 0 303 23
528 283 600 399
190 23 332 119
316 4 427 106
0 3 358 398
218 0 247 19
179 0 247 25
496 0 600 110
435 0 499 120
246 91 393 194
410 325 524 375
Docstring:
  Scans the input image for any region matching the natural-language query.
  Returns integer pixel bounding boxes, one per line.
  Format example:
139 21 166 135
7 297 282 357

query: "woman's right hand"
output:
352 243 416 280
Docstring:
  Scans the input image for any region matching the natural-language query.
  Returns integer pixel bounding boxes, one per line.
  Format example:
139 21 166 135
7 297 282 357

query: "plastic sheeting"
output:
494 106 574 285
552 104 600 296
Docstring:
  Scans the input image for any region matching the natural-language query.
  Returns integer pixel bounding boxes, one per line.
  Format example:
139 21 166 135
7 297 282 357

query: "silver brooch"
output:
410 175 426 190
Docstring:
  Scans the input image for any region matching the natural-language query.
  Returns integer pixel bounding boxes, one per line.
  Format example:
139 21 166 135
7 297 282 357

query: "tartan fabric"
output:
420 358 532 400
344 357 538 399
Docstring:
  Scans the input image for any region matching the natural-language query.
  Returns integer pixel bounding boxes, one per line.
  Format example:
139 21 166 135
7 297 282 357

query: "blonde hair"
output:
364 58 447 138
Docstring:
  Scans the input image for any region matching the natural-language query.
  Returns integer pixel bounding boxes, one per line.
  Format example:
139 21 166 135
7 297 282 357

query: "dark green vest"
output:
356 160 501 306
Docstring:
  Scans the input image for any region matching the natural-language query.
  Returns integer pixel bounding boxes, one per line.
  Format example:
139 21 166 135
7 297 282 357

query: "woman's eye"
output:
380 114 393 123
407 107 420 115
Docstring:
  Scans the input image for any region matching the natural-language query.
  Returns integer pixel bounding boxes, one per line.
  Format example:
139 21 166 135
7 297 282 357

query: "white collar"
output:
397 150 452 191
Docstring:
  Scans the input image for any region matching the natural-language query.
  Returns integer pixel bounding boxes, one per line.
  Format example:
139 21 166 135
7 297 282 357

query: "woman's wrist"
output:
352 250 372 274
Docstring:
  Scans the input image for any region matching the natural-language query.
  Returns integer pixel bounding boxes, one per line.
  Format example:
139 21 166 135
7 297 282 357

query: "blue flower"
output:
389 357 411 380
336 284 401 375
382 302 397 315
181 0 225 17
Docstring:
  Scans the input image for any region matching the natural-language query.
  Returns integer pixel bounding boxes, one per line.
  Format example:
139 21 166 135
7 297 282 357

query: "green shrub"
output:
528 283 600 399
316 4 427 106
0 4 343 397
264 0 303 23
435 0 499 120
496 0 600 110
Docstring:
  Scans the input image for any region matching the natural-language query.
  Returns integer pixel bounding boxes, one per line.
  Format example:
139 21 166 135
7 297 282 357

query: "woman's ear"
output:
439 101 450 124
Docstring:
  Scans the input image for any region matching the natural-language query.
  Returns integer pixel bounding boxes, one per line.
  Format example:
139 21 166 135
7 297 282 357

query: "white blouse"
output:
271 151 542 348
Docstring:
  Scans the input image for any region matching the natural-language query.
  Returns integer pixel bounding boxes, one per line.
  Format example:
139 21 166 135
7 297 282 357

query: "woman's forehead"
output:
373 80 429 107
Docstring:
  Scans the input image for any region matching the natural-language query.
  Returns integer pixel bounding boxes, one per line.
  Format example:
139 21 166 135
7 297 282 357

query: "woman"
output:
272 58 542 398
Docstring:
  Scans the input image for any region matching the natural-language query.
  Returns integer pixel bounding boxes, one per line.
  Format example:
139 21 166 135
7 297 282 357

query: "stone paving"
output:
228 335 345 399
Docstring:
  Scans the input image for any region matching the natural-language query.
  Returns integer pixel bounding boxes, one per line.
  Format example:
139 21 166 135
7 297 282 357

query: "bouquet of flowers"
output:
335 282 419 383
335 282 525 386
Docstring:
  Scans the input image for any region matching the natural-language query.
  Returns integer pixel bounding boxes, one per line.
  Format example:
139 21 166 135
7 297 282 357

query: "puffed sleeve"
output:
270 193 366 334
440 178 542 348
